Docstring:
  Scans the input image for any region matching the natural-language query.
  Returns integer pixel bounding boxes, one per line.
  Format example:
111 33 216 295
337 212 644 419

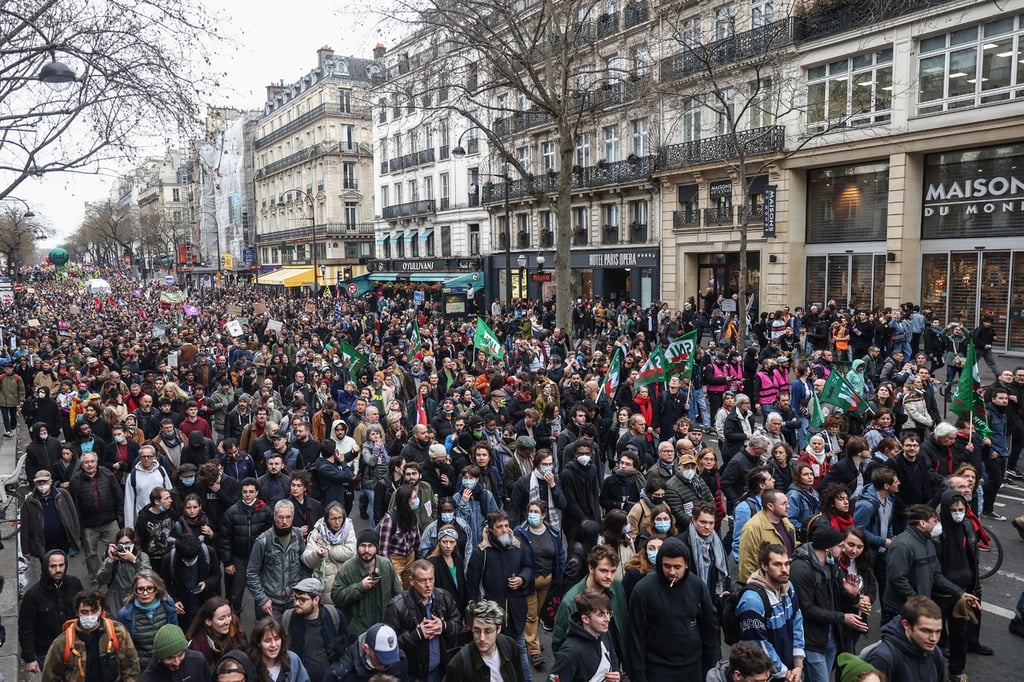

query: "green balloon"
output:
48 247 69 267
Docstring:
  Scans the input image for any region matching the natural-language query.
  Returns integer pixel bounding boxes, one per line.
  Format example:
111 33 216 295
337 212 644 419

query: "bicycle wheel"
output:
0 489 24 540
978 525 1003 580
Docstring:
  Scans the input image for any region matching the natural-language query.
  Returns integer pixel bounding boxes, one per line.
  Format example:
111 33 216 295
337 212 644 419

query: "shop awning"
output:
257 268 314 287
443 272 482 290
368 271 483 284
405 230 417 243
420 227 434 242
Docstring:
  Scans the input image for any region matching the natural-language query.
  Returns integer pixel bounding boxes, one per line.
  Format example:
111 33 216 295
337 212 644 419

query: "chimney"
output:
317 45 334 69
373 43 386 59
265 81 286 101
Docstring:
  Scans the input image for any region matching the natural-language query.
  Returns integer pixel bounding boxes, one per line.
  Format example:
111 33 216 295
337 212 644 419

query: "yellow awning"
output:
257 268 314 287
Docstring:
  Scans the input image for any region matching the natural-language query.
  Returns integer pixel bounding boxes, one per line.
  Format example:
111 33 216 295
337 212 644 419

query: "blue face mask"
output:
527 512 542 527
463 478 477 490
654 520 672 533
440 512 455 524
410 497 421 511
182 477 195 487
647 549 659 564
539 465 554 475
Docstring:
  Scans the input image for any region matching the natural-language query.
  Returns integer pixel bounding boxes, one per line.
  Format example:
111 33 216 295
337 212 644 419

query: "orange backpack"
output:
62 617 120 670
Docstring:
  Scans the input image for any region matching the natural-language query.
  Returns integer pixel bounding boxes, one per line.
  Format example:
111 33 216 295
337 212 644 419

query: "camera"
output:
117 544 129 553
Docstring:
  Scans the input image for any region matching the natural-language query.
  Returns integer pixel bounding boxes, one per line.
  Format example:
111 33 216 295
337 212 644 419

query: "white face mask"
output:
681 468 697 481
930 522 943 539
36 484 52 495
951 511 966 524
79 614 100 630
576 455 592 467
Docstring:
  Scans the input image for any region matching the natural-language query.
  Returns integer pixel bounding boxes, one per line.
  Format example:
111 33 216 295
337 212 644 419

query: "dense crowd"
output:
2 267 1024 682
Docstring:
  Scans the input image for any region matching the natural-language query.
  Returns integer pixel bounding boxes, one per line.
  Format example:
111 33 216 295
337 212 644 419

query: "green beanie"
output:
152 624 189 660
837 652 878 682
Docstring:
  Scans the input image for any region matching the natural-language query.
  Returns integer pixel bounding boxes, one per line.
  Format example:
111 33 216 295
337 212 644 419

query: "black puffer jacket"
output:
384 586 463 680
26 421 62 481
217 498 272 564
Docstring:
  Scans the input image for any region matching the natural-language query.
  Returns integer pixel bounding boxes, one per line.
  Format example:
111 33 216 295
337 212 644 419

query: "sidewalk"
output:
0 422 24 682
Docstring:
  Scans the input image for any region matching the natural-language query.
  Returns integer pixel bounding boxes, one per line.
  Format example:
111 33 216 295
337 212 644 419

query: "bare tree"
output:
0 204 53 275
0 0 222 202
381 0 641 331
73 199 138 267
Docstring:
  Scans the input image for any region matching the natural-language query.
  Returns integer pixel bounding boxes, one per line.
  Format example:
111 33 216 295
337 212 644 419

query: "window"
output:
715 4 736 40
394 183 403 205
542 141 557 171
808 49 893 129
424 176 434 200
396 232 405 258
339 88 352 113
381 185 389 208
683 17 701 46
343 162 357 189
469 224 480 255
604 203 620 227
633 46 651 77
918 18 1024 114
425 229 435 257
172 188 180 202
517 146 531 173
575 133 591 167
408 127 419 153
605 54 621 85
344 201 358 227
379 137 388 163
751 0 774 28
440 172 450 201
425 125 434 151
749 78 773 128
382 237 391 259
392 94 401 119
631 118 649 156
715 89 735 135
629 199 649 225
440 121 450 153
440 225 452 257
603 125 621 162
393 132 403 158
573 206 589 232
805 161 889 243
408 179 418 202
682 97 701 142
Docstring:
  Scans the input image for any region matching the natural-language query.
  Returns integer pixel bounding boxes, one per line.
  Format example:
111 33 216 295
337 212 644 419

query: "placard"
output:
152 324 167 338
266 319 284 335
225 320 244 337
69 305 81 315
27 319 40 327
227 304 243 317
254 302 268 315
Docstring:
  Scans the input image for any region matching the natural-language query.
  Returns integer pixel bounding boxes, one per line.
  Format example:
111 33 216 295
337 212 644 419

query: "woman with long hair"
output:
97 527 151 615
786 462 822 542
633 385 653 425
696 448 727 530
378 484 422 589
818 483 855 533
428 524 468 612
605 407 633 467
766 442 794 491
373 455 405 529
862 408 897 452
301 501 356 601
117 569 178 671
837 527 876 653
638 503 678 540
622 534 664 601
599 509 635 579
247 617 310 682
187 596 247 670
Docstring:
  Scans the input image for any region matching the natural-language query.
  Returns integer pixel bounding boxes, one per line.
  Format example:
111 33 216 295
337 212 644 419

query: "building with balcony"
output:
129 151 190 278
253 46 381 291
658 0 1024 352
367 37 490 298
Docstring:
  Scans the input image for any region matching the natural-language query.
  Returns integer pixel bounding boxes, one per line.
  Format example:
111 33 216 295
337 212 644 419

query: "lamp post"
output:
4 197 35 218
278 188 318 293
517 253 527 302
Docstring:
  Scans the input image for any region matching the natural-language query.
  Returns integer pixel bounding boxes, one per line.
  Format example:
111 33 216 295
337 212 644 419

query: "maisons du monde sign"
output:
922 147 1024 239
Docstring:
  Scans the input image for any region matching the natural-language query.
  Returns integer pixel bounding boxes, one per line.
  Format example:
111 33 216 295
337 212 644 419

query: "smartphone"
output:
368 571 380 581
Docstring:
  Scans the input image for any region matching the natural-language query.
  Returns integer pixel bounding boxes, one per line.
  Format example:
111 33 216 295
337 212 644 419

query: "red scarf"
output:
634 393 653 426
830 513 854 533
965 507 991 545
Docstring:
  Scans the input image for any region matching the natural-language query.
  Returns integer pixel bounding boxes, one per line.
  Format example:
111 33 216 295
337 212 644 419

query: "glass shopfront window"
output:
806 162 889 243
805 253 885 309
922 144 1024 239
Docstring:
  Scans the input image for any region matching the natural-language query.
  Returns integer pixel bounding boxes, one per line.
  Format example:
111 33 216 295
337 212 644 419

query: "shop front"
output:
918 144 1024 351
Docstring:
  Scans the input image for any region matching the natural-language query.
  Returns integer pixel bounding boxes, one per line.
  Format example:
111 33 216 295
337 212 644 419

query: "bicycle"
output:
0 453 26 540
978 524 1003 580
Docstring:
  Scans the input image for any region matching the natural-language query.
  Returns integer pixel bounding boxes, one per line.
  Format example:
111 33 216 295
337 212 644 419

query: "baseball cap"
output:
366 623 400 666
34 469 52 482
678 454 698 466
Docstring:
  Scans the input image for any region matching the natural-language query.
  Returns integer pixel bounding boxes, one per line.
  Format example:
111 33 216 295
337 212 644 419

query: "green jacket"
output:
552 576 631 676
331 554 402 635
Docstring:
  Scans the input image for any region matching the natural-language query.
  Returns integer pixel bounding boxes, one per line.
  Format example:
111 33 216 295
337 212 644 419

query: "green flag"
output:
409 321 423 355
603 347 624 399
665 330 698 381
820 371 870 417
336 337 368 376
949 342 992 437
635 344 668 388
808 390 825 429
473 317 505 360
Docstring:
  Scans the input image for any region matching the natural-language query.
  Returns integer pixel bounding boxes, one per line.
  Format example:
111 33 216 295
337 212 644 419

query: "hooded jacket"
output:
550 611 621 682
934 490 979 596
18 552 85 663
863 615 945 682
883 521 964 613
466 529 533 636
627 537 720 682
737 569 805 678
139 648 208 682
26 421 62 481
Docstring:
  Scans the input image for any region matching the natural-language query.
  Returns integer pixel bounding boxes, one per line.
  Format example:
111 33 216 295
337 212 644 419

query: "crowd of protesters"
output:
3 264 1024 682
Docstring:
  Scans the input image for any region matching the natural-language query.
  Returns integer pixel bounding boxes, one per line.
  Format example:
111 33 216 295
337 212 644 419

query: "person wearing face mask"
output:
514 500 567 669
220 478 273 617
21 469 82 562
625 480 667 545
26 420 62 482
455 465 501 548
40 587 141 682
882 504 980 624
933 490 988 678
559 440 602 549
664 453 715 529
419 497 472 562
379 485 424 590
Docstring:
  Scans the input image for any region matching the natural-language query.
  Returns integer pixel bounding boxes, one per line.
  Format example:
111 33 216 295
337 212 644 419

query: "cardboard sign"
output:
266 319 284 335
27 319 40 327
304 303 315 313
254 302 268 315
69 305 81 315
227 304 243 317
152 324 167 338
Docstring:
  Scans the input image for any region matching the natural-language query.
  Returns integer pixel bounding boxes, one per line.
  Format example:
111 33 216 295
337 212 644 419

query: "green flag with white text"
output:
336 337 368 376
665 330 698 382
635 344 668 388
473 317 505 360
603 347 623 400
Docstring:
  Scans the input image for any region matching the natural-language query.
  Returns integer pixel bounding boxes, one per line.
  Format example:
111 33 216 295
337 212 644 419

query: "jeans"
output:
689 388 710 429
803 630 837 682
979 347 999 376
83 521 120 577
360 487 373 518
0 405 16 433
515 631 532 682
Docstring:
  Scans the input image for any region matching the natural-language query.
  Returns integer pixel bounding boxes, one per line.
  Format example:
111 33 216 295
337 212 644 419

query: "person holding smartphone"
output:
332 528 402 637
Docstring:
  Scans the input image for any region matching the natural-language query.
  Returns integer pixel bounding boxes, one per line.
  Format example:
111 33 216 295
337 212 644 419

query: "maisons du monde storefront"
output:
918 143 1024 352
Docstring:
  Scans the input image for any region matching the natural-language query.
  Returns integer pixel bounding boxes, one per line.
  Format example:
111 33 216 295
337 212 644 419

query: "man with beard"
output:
384 560 463 682
247 499 309 619
139 624 207 682
292 420 322 468
599 450 643 513
332 529 403 636
18 550 85 672
125 445 173 527
628 537 720 682
240 405 271 458
134 393 162 441
26 421 61 482
282 578 348 682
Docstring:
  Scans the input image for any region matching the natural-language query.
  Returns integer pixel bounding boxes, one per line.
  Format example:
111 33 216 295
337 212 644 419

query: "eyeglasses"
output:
585 610 612 619
135 585 156 594
292 594 313 604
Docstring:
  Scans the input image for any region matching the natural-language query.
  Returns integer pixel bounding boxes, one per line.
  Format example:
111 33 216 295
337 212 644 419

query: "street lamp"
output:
38 55 76 91
517 253 527 301
277 188 318 293
4 197 35 218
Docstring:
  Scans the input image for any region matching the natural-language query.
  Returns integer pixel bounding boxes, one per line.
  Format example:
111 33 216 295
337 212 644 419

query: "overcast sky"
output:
21 0 391 247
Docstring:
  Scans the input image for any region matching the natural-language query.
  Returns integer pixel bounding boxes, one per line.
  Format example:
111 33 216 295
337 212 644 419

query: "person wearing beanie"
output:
142 624 210 682
836 652 881 682
331 527 402 636
790 523 865 682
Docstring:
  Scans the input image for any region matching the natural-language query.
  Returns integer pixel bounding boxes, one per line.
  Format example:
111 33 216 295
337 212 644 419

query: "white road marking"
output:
982 602 1017 620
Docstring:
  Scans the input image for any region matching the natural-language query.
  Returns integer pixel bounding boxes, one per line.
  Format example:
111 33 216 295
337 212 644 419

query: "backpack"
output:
63 617 120 666
720 583 771 645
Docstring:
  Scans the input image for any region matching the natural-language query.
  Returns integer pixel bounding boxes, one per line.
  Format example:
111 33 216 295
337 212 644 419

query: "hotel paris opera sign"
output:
922 145 1024 239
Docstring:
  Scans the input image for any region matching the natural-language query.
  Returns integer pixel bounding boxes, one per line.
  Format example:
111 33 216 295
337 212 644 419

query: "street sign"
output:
531 272 553 283
346 282 358 296
13 284 23 293
164 275 175 285
202 274 212 284
413 290 424 305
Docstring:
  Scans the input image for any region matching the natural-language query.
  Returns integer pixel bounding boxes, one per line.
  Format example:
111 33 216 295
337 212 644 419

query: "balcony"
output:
704 207 734 226
628 223 649 243
672 211 701 229
601 226 619 245
540 230 554 248
494 110 554 138
660 18 798 82
798 0 957 43
659 126 785 171
254 103 370 150
596 13 619 38
516 232 530 249
388 148 436 173
623 2 649 29
343 179 359 190
255 223 375 243
573 230 588 246
382 199 436 220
